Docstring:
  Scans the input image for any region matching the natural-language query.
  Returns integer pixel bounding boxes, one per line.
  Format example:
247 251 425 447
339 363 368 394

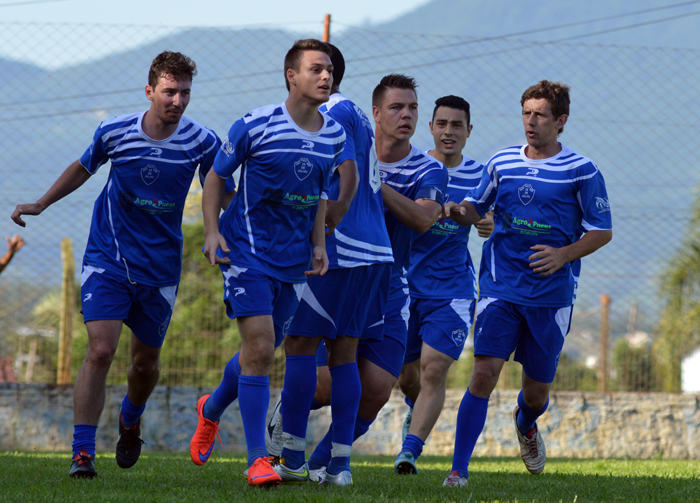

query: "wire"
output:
0 0 67 7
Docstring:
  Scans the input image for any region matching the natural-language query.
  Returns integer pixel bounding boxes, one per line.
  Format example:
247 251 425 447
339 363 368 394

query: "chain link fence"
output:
1 21 698 391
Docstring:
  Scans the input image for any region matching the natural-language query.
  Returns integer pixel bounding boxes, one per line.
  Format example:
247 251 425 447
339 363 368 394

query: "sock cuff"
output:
466 388 490 404
355 415 374 428
329 362 358 378
404 396 415 408
239 374 270 387
405 433 425 447
74 424 97 434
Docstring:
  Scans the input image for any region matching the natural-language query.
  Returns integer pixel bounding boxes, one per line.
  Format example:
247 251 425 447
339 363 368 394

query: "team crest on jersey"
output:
518 184 535 205
451 329 466 346
221 135 235 156
141 165 160 185
595 197 611 213
294 158 314 181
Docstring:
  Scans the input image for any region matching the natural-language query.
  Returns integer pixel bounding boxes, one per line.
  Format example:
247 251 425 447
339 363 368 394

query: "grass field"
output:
1 452 698 503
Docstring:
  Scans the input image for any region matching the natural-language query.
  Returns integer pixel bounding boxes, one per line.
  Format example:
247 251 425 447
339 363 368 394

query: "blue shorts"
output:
473 297 574 383
288 264 390 339
404 298 476 363
357 293 410 378
221 264 303 348
80 264 178 349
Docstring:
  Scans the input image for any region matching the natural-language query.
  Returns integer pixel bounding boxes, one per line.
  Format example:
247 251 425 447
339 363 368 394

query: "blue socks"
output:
451 389 489 479
402 434 425 460
238 374 270 467
280 355 317 470
120 394 146 428
327 362 361 475
516 390 549 435
404 396 415 408
72 424 97 457
308 414 374 470
204 352 241 421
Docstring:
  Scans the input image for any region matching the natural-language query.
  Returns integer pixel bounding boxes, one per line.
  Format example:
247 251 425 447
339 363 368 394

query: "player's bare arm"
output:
325 159 359 235
475 211 494 238
444 200 482 227
529 229 613 277
306 198 329 277
381 182 442 233
11 160 91 227
201 168 230 266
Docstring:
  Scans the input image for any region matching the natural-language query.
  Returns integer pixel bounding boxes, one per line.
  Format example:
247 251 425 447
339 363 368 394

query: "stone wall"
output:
1 384 699 459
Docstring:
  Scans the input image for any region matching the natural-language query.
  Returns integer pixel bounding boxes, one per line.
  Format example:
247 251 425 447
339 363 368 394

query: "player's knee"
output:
420 360 449 389
131 354 160 376
469 366 500 397
85 341 117 368
360 383 392 414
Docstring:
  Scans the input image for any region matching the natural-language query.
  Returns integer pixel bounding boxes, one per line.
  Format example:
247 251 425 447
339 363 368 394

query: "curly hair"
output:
148 51 197 89
521 80 570 134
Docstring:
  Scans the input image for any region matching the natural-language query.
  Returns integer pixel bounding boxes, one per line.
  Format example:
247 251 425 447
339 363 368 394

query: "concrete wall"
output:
1 384 699 459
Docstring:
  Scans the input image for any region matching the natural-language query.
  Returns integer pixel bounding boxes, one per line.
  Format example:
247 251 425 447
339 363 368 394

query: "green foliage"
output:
552 353 599 392
655 191 700 392
612 339 660 392
1 452 699 502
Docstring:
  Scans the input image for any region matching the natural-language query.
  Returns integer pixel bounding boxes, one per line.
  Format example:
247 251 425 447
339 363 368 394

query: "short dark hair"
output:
326 42 345 87
372 74 418 107
284 39 333 91
148 51 197 89
521 80 570 134
432 95 471 125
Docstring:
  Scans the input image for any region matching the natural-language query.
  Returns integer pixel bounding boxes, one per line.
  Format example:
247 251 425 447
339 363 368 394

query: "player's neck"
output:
428 149 462 169
375 130 411 164
524 141 562 160
142 107 179 141
285 96 324 132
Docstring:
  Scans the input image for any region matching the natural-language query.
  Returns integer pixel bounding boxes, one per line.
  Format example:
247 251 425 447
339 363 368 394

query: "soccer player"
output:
394 95 493 475
442 80 612 487
0 234 25 275
11 51 226 479
191 39 345 488
287 74 448 481
272 43 392 487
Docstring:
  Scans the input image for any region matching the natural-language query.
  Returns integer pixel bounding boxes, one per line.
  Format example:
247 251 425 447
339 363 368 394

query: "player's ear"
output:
372 105 380 123
467 124 473 137
557 114 568 130
428 121 434 133
145 85 154 102
286 68 296 88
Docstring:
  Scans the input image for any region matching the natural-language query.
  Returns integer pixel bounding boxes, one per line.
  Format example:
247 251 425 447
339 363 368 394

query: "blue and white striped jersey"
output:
213 102 345 283
80 111 222 287
465 144 612 308
408 154 484 300
320 94 393 269
380 145 448 301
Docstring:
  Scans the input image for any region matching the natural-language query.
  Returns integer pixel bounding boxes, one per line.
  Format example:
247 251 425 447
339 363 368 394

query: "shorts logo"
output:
159 315 171 338
221 136 235 155
595 197 610 213
234 287 246 297
451 328 466 346
141 165 160 185
294 158 314 181
301 140 314 150
518 184 535 205
83 293 92 302
283 316 293 336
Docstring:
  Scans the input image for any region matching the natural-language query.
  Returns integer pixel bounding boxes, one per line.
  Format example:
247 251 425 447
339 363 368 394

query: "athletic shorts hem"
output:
424 339 460 361
82 315 126 323
288 330 363 339
225 309 273 320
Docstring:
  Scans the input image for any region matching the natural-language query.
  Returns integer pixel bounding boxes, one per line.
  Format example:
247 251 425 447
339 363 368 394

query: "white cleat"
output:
273 460 310 484
265 395 284 458
320 469 352 486
442 470 468 487
513 406 546 474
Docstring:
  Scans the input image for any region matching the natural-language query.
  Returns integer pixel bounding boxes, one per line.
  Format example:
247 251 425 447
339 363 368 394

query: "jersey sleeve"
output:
577 168 612 231
415 163 448 206
198 131 236 192
330 107 356 167
464 158 498 218
79 123 110 174
323 131 346 200
212 117 250 180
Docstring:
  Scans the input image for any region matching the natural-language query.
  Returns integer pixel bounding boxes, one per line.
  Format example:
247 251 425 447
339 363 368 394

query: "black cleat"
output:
116 411 145 469
70 450 97 479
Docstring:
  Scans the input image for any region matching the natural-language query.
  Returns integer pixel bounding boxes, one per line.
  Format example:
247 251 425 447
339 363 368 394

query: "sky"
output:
0 0 429 28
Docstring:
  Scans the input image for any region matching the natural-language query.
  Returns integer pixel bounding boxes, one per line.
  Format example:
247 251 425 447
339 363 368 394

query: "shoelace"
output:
121 425 145 449
525 430 539 457
202 418 223 448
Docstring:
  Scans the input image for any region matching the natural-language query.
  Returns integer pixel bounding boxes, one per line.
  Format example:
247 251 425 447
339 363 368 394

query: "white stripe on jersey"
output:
334 230 394 255
335 245 394 263
241 160 256 254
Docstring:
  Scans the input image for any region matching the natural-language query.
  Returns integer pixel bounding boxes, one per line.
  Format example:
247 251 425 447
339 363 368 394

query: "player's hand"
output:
203 232 231 266
441 201 466 219
528 244 569 277
6 235 25 255
11 203 45 227
475 211 494 238
305 246 328 277
325 200 349 236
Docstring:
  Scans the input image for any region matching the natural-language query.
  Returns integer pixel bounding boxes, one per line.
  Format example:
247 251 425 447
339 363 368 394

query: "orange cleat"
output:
190 395 222 466
247 456 282 487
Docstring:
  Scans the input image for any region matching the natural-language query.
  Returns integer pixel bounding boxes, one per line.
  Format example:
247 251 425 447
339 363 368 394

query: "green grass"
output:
1 452 698 502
